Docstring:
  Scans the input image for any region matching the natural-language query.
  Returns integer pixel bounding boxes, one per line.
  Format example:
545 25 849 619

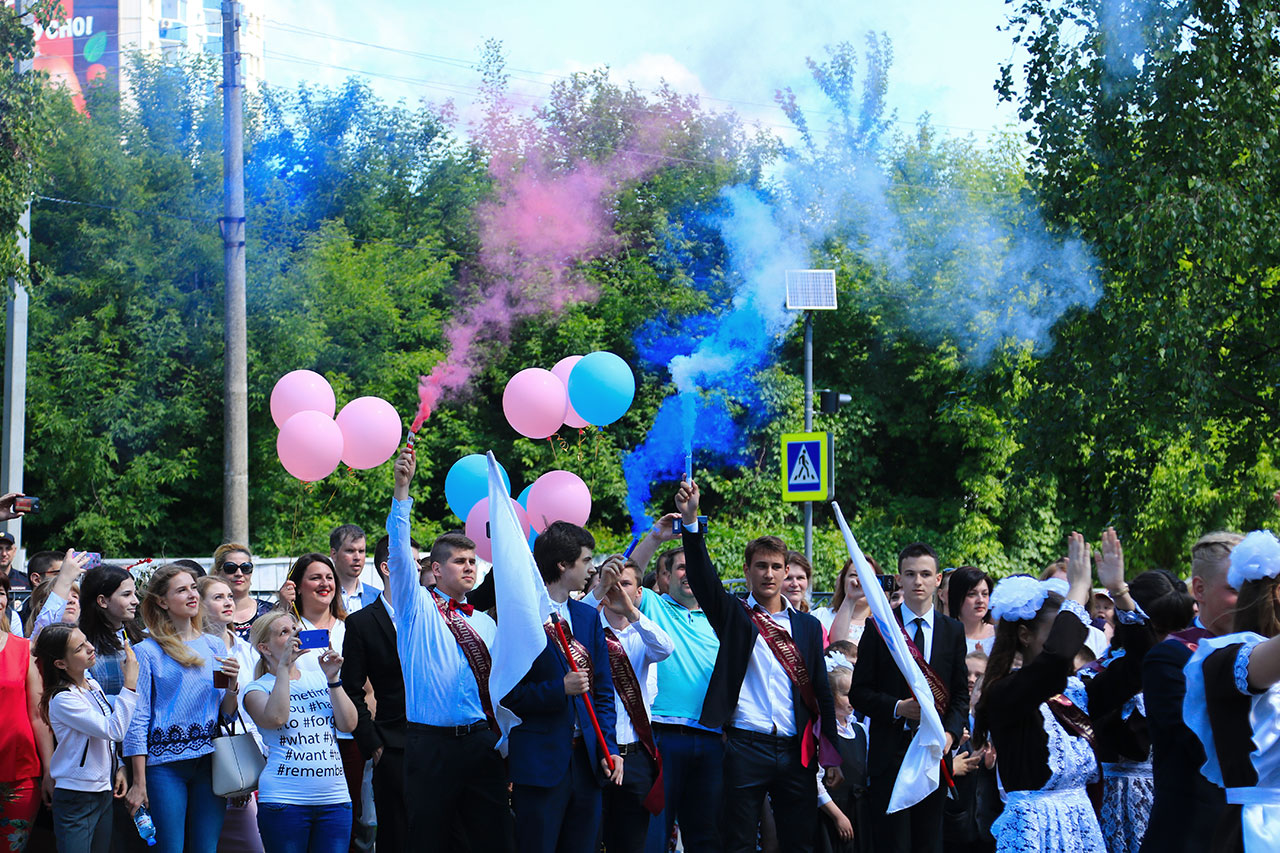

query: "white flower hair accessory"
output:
989 575 1051 623
825 650 853 673
1041 578 1069 598
1227 530 1280 590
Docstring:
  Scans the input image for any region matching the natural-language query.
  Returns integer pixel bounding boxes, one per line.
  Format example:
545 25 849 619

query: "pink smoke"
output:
412 95 691 417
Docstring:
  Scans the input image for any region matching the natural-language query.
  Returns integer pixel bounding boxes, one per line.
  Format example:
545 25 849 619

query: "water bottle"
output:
133 806 157 847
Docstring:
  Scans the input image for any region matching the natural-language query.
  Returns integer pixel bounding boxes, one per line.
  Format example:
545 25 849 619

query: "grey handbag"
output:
211 712 266 798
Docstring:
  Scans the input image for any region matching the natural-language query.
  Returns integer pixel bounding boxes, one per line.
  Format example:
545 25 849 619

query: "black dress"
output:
818 721 872 853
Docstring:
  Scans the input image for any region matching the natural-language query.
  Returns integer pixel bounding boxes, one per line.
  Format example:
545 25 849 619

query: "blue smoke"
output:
621 392 752 533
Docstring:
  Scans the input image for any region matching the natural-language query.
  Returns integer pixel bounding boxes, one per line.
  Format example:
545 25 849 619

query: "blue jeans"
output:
52 788 113 853
145 755 226 853
257 802 352 853
645 726 724 853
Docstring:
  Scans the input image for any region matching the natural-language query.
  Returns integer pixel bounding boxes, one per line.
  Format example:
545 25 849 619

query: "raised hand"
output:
675 478 700 524
393 446 416 501
1065 531 1092 605
1095 527 1125 591
595 562 621 604
649 512 680 543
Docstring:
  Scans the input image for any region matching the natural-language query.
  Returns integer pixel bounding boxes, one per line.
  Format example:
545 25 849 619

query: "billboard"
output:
30 0 119 114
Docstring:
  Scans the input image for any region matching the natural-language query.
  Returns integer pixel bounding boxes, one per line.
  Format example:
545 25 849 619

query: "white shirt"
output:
731 594 798 737
600 611 675 746
901 602 935 663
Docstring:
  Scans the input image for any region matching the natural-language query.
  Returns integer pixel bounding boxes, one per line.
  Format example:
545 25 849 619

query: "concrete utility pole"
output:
221 0 249 544
802 312 813 563
3 0 33 553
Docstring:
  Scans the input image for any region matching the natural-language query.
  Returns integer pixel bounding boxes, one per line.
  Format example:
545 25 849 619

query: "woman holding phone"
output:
283 555 347 674
124 565 241 853
243 611 356 853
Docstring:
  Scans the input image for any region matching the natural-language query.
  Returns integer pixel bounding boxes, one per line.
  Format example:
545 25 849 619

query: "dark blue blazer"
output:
503 597 618 787
1140 631 1225 853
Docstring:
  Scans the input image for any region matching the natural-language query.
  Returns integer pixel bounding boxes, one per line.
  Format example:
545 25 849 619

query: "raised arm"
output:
385 446 419 616
675 478 731 627
629 513 681 574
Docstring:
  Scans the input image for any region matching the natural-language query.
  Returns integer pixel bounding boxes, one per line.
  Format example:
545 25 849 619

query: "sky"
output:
262 0 1026 146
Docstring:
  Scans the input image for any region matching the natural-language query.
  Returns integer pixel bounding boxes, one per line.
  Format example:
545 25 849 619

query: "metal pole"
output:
3 0 33 554
221 1 249 544
803 312 813 563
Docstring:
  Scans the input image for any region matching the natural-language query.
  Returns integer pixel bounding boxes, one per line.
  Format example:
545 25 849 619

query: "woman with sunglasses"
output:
213 545 274 641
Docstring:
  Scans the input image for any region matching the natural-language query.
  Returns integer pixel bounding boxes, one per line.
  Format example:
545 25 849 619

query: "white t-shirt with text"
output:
244 667 349 806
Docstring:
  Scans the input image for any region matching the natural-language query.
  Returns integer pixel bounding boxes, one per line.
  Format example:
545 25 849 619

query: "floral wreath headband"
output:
1228 530 1280 590
988 575 1068 623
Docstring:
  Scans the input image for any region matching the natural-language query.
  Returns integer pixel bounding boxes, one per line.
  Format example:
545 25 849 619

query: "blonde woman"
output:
243 611 355 853
198 575 266 853
124 565 241 853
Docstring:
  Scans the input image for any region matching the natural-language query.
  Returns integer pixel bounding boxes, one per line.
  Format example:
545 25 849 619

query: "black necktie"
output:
912 617 926 661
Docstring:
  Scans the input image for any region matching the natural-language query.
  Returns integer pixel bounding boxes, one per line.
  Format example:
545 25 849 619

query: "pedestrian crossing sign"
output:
781 432 832 502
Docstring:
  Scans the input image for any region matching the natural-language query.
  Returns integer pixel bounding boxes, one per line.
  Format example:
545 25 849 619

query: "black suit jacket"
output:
341 594 407 757
1140 631 1225 853
681 529 838 763
849 606 969 780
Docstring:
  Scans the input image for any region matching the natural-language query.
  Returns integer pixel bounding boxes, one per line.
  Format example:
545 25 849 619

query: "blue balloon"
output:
444 454 512 521
567 351 636 426
516 484 533 510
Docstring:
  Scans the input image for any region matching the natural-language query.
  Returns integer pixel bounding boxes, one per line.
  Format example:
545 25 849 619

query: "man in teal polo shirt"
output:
590 513 723 853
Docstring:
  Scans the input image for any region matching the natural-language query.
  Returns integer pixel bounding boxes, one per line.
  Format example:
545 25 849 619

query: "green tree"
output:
1 0 62 282
1000 0 1280 566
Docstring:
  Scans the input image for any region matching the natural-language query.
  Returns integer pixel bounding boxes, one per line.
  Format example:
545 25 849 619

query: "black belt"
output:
408 720 489 737
617 741 644 756
725 726 799 746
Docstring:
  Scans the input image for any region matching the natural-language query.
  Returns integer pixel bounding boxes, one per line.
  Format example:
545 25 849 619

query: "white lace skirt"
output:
1101 762 1152 853
993 787 1106 853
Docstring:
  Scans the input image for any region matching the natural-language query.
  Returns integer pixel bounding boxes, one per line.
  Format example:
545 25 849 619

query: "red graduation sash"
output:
435 596 498 732
896 621 950 718
740 599 832 768
544 621 594 683
603 627 665 814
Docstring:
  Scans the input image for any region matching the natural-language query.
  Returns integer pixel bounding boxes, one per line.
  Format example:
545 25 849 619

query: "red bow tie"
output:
447 599 474 617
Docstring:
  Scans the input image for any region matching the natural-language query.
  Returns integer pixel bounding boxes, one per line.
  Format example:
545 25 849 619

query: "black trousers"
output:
371 745 408 853
721 729 818 853
405 724 514 853
869 773 944 853
602 748 655 853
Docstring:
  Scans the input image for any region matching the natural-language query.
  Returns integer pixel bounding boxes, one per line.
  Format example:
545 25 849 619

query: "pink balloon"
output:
551 356 590 429
336 396 402 470
277 410 344 482
465 497 532 563
526 470 592 533
502 368 568 439
270 370 336 429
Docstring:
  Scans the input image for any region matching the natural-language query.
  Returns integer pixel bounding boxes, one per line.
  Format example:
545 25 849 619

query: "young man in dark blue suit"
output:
504 521 624 853
675 478 841 853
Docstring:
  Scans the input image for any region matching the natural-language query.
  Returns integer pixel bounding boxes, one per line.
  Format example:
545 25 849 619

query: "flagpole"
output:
551 613 614 771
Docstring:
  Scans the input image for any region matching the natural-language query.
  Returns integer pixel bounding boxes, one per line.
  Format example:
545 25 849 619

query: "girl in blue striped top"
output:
123 565 242 853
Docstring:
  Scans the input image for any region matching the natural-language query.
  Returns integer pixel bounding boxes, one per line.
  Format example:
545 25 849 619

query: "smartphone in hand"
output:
297 629 330 650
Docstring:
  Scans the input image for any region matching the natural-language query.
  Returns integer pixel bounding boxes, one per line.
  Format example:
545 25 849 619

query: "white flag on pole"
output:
485 451 552 757
831 501 944 811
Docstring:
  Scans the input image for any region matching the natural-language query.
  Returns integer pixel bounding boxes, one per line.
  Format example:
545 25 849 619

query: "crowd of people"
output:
0 476 1277 853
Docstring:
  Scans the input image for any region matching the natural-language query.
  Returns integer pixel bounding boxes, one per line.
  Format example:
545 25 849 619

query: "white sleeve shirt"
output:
601 611 675 745
730 595 799 737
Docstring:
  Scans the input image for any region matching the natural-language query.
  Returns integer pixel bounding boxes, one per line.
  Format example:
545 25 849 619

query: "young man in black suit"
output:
675 477 840 853
1140 531 1239 853
340 533 418 853
849 542 969 853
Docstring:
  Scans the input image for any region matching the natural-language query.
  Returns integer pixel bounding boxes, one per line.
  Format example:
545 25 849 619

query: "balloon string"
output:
576 428 585 466
547 436 557 460
553 431 571 457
